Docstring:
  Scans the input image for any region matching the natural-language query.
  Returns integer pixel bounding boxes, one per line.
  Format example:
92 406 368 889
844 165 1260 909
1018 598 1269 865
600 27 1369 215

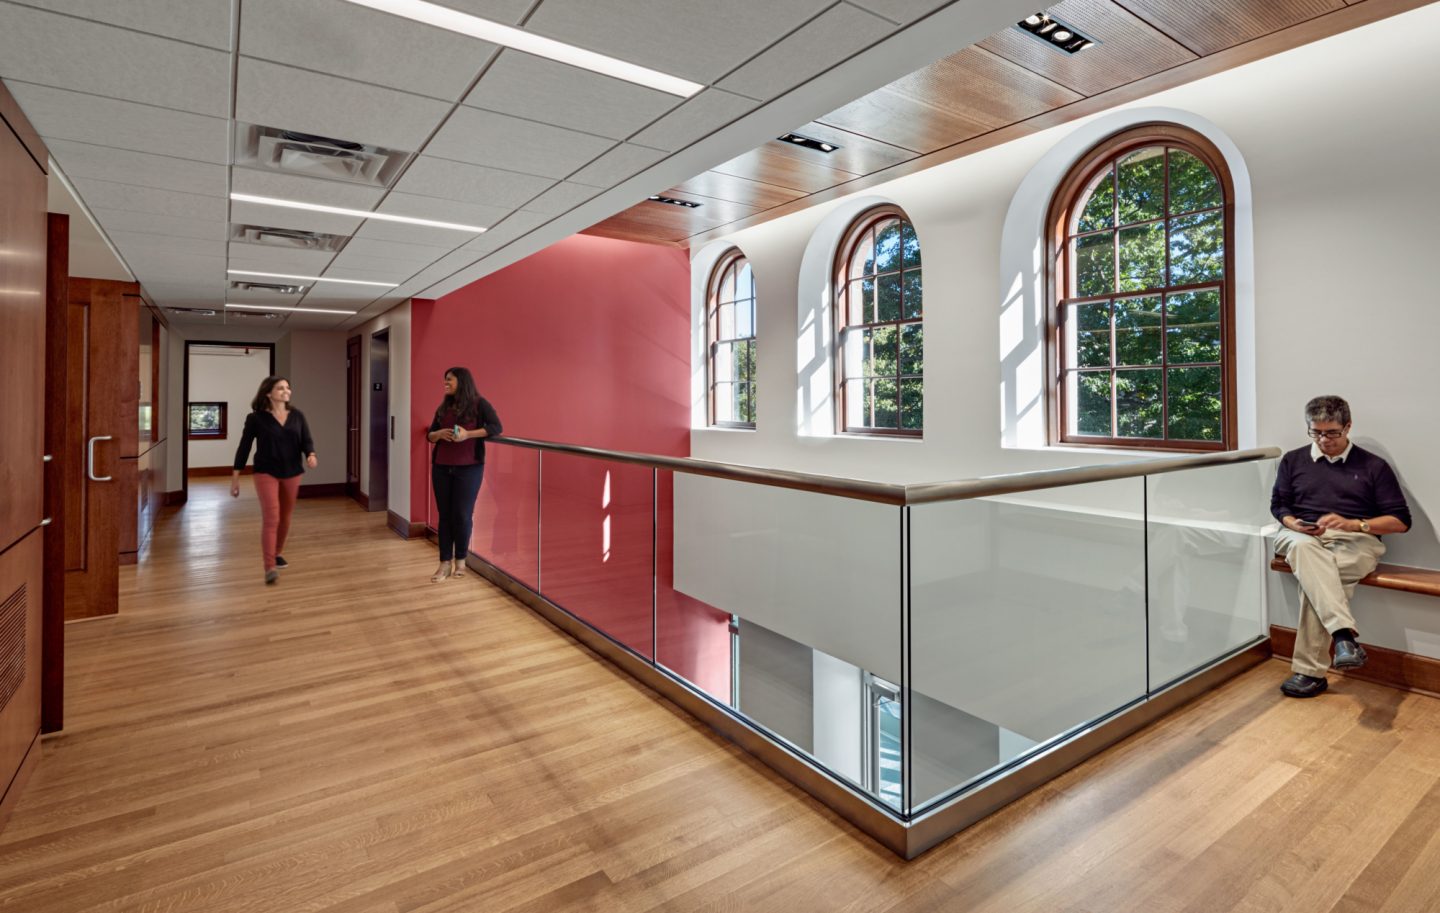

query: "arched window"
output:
707 249 756 428
835 208 922 435
1050 124 1235 450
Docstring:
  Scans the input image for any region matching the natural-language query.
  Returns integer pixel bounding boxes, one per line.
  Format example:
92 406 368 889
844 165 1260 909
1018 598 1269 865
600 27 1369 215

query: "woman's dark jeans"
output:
432 462 485 561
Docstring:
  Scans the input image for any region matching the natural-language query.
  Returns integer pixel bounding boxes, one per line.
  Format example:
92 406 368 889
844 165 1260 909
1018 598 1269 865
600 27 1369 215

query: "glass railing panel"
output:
467 444 539 589
1145 458 1278 688
654 469 734 706
908 478 1149 813
538 451 654 659
667 473 904 808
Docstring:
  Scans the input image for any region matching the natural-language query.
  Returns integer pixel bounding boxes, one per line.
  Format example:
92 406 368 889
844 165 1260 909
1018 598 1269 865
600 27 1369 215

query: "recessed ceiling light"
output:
227 269 398 288
1016 13 1098 55
225 303 358 315
230 192 486 233
776 132 842 154
337 0 703 97
647 195 702 208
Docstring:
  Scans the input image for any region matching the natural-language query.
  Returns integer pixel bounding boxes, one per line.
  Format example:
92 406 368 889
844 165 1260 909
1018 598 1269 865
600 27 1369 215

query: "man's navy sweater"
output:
1270 444 1411 530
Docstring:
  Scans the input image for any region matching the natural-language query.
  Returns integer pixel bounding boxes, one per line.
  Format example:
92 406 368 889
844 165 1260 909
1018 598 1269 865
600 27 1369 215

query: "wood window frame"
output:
706 248 757 429
186 401 228 440
1047 123 1237 452
834 206 923 437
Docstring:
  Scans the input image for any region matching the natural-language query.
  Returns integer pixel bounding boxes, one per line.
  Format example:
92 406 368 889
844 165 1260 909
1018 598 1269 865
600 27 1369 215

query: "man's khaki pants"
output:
1275 529 1385 677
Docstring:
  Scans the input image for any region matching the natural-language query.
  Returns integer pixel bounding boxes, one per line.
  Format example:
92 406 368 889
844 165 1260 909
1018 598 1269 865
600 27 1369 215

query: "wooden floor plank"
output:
1 480 1438 911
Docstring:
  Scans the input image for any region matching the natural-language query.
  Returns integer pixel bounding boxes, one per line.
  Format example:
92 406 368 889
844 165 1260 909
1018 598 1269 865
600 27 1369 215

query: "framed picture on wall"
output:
187 402 227 439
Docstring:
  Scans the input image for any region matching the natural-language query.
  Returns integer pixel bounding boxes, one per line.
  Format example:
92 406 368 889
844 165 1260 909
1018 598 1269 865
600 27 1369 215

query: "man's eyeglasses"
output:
1307 428 1346 440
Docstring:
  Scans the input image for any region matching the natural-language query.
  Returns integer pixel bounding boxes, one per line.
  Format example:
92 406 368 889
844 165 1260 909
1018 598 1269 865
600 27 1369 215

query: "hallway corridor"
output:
2 481 1439 912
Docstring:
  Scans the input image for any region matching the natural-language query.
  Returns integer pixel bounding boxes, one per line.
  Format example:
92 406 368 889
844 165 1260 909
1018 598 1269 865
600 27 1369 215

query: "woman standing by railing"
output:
425 367 502 582
231 376 317 585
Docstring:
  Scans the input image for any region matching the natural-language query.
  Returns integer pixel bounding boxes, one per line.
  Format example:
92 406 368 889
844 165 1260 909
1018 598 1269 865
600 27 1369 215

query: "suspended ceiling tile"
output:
226 288 305 306
227 245 339 272
520 181 601 216
350 217 479 249
460 210 551 252
46 140 228 198
523 0 836 85
111 231 228 259
847 0 954 25
18 0 234 50
6 82 229 162
819 46 1083 154
229 199 364 236
89 207 229 241
340 236 455 265
772 121 914 176
717 3 894 101
326 249 432 278
376 191 512 232
0 4 230 115
1115 0 1347 56
298 287 386 306
240 0 497 101
977 0 1197 97
567 142 667 186
231 168 389 210
235 57 451 153
464 49 679 140
144 279 226 299
670 171 807 209
627 88 759 152
389 155 556 210
710 143 859 194
71 177 227 221
423 105 615 179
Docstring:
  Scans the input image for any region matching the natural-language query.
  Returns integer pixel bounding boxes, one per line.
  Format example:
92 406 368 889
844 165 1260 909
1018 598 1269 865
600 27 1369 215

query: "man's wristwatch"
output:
1359 518 1371 534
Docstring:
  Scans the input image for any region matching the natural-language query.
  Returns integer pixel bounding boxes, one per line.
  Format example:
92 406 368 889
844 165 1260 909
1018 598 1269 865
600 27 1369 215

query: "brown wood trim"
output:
0 81 47 174
354 490 370 511
188 466 249 478
0 733 40 835
118 552 137 567
42 213 68 735
161 491 186 507
1270 624 1440 698
1270 557 1440 597
298 483 347 499
386 510 427 539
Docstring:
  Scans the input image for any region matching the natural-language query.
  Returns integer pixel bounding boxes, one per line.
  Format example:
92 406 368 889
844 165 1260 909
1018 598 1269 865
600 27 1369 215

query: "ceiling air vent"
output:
229 310 283 320
231 224 348 252
234 123 412 188
167 307 218 317
230 280 306 295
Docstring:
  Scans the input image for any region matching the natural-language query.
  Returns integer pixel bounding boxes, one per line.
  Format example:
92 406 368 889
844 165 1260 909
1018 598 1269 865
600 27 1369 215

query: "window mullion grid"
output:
1108 159 1121 439
1160 146 1172 442
1108 297 1118 438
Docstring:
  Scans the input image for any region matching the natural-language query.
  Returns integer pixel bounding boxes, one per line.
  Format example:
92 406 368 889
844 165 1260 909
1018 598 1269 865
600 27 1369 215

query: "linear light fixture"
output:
225 303 358 315
227 269 398 288
337 0 703 97
1017 13 1097 54
230 193 487 233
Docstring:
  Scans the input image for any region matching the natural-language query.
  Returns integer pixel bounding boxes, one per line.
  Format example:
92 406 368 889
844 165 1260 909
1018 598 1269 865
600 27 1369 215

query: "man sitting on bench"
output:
1271 395 1411 698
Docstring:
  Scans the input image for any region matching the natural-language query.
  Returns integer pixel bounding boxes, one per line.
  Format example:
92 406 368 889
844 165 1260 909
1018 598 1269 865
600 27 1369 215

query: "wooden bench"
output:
1269 557 1440 597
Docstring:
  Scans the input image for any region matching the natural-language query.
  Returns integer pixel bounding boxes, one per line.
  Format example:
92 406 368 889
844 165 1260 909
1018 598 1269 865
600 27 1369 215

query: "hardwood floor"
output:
2 479 1439 911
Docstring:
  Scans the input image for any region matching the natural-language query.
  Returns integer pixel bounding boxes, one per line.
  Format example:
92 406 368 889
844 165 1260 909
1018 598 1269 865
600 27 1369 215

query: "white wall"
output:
281 330 348 487
186 347 271 468
682 7 1440 666
355 301 412 519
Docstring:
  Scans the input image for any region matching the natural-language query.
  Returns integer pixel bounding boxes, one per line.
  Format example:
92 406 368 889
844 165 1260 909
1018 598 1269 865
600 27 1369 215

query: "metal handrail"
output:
489 435 1281 506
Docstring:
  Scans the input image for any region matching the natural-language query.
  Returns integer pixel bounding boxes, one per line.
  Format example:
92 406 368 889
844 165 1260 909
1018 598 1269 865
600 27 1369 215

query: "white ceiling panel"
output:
145 280 225 300
566 142 667 186
427 0 543 22
16 0 233 49
0 3 231 115
111 231 228 259
47 140 227 198
240 0 497 101
848 0 954 26
523 0 836 84
423 105 615 179
227 247 340 272
350 217 480 249
228 200 364 236
376 191 512 231
299 287 386 306
463 49 678 140
627 88 759 152
5 82 229 162
235 57 452 152
389 155 555 209
340 236 455 265
325 249 429 278
71 177 228 221
226 289 305 306
89 207 229 241
520 181 601 216
458 210 551 253
231 168 389 210
717 4 894 101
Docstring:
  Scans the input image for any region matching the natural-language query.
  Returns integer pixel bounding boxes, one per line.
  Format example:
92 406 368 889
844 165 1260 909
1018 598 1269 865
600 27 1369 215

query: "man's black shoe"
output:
1280 673 1328 698
1333 639 1367 669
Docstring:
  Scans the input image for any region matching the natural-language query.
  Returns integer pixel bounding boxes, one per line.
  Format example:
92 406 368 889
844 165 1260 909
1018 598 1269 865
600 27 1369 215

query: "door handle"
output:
43 453 53 462
40 517 52 527
88 435 114 482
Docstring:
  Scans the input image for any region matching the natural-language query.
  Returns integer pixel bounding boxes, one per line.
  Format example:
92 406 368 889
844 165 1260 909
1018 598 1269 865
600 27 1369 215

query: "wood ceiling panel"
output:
584 194 765 244
775 122 917 175
979 0 1198 97
670 172 807 210
1112 0 1348 56
711 144 861 194
819 47 1084 154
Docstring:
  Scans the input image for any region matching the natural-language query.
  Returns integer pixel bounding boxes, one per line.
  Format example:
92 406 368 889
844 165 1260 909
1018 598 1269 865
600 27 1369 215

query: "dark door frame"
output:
181 340 276 500
367 329 390 513
346 334 361 501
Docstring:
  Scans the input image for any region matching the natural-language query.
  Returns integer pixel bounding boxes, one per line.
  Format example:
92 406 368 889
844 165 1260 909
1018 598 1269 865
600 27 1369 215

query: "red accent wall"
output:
410 234 730 700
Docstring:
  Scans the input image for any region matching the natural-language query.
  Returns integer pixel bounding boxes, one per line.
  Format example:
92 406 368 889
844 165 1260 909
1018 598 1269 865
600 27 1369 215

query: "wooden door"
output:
62 279 139 620
347 335 361 500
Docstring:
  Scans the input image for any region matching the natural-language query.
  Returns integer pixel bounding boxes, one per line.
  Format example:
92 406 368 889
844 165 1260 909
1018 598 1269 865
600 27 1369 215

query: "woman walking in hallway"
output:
426 367 502 582
232 376 317 584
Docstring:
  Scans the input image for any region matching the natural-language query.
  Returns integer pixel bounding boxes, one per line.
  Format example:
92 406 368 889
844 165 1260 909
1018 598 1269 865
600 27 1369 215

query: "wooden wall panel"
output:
0 534 42 833
42 213 68 734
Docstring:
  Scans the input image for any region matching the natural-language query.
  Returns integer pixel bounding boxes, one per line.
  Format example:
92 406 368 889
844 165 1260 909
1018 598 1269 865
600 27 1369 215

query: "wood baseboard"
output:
354 490 370 511
162 490 186 506
118 551 137 566
189 466 249 477
1270 624 1440 698
298 483 347 499
0 734 40 835
386 511 427 539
